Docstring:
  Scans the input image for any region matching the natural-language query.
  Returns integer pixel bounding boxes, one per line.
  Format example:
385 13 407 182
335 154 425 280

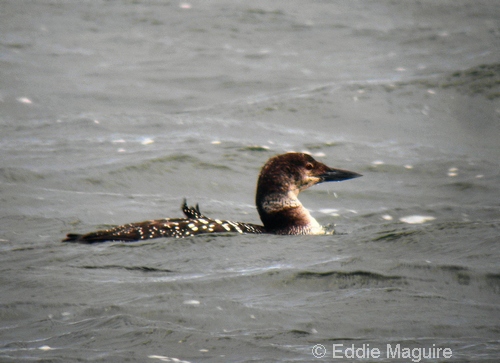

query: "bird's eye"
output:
305 163 314 170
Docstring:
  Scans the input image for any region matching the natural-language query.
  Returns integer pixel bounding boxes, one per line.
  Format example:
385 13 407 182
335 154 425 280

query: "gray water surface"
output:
1 1 500 362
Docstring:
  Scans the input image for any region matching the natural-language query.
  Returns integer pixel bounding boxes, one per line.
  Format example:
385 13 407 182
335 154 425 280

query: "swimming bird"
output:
62 152 361 243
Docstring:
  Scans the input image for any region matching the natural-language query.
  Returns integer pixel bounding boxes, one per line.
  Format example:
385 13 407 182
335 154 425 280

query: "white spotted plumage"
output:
63 153 361 243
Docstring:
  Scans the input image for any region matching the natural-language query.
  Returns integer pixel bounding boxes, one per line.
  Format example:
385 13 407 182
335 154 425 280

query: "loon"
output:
63 152 361 243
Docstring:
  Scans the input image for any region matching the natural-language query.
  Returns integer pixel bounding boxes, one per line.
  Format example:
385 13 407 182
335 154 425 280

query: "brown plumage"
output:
63 153 361 243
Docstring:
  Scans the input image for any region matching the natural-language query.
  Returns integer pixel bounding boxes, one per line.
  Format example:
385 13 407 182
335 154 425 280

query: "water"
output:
1 1 500 362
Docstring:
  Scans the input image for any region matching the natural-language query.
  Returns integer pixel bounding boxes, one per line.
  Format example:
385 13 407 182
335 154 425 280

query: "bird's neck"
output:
256 189 324 235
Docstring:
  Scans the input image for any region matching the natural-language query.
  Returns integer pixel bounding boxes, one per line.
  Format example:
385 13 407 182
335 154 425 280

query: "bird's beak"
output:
319 167 362 182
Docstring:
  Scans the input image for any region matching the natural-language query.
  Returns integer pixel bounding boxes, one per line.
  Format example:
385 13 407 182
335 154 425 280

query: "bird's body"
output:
63 153 361 243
